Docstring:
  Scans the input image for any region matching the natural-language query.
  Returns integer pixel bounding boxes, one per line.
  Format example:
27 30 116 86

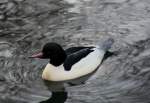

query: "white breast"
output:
42 48 105 81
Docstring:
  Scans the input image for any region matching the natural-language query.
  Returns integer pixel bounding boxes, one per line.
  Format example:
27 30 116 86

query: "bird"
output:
30 38 114 82
30 38 114 103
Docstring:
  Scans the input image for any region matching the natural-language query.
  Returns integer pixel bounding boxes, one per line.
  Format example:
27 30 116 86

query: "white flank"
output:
42 48 105 81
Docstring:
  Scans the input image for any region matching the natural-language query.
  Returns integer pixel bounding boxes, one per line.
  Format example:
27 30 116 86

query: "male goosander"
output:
30 38 114 82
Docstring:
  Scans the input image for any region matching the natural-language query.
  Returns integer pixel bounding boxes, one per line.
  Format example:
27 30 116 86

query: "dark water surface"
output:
0 0 150 103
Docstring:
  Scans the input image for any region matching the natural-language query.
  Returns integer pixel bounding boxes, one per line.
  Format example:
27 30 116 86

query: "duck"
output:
30 38 114 82
30 38 114 103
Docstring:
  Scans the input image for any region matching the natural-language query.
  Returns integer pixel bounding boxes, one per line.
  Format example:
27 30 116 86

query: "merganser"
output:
30 38 114 82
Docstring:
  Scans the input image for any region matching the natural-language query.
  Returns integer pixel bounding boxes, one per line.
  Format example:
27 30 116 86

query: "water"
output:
0 0 150 103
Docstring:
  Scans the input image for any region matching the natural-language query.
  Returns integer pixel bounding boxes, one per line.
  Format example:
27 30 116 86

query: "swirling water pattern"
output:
0 0 150 103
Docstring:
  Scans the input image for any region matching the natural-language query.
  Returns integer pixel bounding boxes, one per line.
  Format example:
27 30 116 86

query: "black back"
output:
63 47 94 71
65 47 94 55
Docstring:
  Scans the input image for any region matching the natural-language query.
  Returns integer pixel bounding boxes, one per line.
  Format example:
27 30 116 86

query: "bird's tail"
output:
98 38 114 51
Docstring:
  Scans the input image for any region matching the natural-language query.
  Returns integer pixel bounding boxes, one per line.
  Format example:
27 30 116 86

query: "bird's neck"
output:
50 51 67 66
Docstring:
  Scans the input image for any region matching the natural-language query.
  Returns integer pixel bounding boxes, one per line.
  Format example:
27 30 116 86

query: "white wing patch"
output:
42 48 105 81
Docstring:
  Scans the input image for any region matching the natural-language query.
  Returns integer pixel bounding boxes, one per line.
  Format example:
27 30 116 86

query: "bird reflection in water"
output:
39 75 87 103
39 92 68 103
39 80 69 103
